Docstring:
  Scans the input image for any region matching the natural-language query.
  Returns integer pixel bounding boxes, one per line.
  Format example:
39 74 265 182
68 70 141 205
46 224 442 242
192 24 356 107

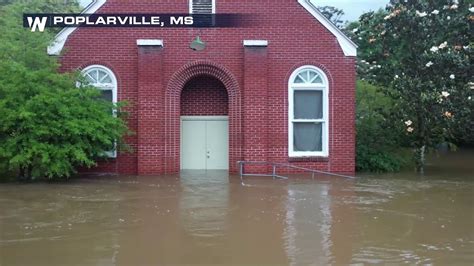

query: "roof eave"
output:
298 0 358 57
47 0 107 55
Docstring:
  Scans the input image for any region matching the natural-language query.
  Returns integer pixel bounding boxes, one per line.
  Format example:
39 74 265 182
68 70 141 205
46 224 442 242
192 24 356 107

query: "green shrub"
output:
0 1 130 180
356 146 408 173
356 80 409 172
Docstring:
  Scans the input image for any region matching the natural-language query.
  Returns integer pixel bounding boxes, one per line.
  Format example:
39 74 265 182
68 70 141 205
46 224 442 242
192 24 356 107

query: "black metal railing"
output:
237 161 355 183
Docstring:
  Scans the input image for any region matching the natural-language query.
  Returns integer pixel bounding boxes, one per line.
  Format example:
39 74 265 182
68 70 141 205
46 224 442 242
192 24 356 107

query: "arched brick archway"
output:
164 61 242 173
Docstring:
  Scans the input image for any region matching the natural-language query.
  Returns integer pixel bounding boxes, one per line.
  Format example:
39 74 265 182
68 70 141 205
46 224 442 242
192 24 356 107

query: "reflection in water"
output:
284 183 333 265
179 170 229 238
226 177 288 265
0 151 473 265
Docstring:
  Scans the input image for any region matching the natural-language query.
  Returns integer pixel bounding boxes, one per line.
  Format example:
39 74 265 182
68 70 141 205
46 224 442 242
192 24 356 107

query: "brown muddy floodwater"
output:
1 151 473 265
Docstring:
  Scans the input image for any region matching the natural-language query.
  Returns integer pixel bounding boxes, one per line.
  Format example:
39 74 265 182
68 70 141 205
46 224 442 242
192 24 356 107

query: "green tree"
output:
344 10 388 79
317 6 346 28
1 0 80 11
0 1 130 180
352 0 472 172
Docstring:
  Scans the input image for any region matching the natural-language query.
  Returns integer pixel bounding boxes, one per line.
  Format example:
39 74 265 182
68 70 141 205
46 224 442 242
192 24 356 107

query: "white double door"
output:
180 116 229 170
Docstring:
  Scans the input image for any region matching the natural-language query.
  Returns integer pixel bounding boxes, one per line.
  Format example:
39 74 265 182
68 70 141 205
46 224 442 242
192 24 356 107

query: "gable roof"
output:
48 0 357 56
48 0 106 55
298 0 357 56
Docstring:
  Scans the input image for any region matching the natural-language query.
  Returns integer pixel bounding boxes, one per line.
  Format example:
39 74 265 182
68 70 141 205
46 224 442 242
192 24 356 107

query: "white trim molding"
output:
47 0 107 55
243 40 268 47
297 0 357 57
137 39 164 47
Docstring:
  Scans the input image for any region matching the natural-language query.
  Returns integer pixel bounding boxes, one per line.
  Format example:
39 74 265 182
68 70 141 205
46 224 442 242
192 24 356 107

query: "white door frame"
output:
180 116 229 170
180 116 229 122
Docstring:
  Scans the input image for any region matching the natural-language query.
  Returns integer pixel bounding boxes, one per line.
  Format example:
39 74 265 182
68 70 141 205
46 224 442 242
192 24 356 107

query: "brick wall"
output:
59 0 356 175
181 76 228 116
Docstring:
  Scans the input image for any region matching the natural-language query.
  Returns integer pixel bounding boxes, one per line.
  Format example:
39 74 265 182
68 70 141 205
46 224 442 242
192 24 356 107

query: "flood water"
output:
1 151 473 265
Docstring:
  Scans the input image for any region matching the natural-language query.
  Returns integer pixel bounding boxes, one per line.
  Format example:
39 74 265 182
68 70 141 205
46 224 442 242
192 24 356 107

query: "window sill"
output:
288 156 329 162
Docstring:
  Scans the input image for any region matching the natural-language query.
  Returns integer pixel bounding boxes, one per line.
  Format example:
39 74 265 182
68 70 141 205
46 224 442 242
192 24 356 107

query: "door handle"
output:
207 150 210 158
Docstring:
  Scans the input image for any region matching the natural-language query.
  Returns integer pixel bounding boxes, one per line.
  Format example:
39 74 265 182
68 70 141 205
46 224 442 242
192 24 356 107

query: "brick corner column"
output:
137 40 165 175
243 40 269 174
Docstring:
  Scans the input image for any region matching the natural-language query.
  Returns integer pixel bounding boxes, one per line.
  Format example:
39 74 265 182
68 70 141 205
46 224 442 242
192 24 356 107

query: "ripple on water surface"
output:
0 152 473 265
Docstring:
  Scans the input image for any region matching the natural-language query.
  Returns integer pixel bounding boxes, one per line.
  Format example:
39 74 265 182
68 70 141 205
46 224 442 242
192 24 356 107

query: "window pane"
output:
100 89 113 102
308 71 317 82
312 75 323 84
294 90 323 119
101 75 112 84
293 122 322 152
85 73 96 84
294 75 305 83
98 70 107 82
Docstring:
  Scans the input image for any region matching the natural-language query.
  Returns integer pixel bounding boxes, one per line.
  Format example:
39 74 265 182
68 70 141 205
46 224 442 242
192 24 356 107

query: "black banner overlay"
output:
23 13 245 31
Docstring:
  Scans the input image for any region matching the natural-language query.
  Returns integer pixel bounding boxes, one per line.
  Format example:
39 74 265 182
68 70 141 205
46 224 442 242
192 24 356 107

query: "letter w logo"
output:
27 16 48 32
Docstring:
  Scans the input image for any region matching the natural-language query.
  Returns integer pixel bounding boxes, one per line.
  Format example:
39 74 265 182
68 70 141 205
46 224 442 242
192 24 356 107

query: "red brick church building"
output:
50 0 357 175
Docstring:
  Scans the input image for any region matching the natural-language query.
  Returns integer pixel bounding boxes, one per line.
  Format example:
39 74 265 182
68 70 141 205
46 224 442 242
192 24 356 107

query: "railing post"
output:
272 164 276 180
239 161 244 180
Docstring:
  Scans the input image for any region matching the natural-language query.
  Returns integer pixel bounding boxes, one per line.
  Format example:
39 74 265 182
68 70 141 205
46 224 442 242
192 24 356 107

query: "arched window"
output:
81 65 118 157
81 65 117 104
288 66 329 157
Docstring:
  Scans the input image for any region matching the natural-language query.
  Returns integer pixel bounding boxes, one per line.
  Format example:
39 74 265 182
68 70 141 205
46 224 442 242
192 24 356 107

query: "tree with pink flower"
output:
350 0 472 172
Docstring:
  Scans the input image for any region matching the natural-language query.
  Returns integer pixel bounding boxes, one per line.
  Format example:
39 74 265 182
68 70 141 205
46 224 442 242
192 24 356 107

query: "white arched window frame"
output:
81 65 118 158
288 66 329 157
